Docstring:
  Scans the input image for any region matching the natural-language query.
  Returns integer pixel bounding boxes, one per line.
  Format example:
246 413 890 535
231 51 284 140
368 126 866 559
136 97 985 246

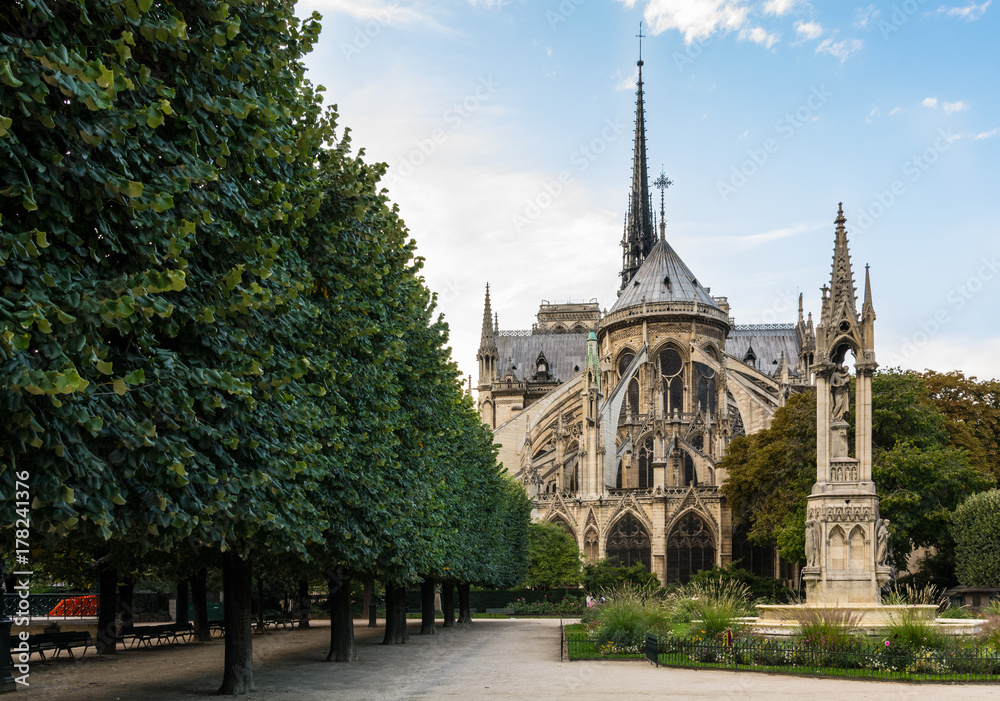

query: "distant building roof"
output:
496 332 588 384
610 238 719 314
725 325 800 374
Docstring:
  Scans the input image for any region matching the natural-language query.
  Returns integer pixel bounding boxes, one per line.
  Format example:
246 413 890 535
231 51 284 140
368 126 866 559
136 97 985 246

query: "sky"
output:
294 0 1000 385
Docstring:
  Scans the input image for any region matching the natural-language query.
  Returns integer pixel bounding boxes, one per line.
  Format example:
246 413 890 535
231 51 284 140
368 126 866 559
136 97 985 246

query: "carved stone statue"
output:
830 364 851 421
804 519 820 568
875 518 890 567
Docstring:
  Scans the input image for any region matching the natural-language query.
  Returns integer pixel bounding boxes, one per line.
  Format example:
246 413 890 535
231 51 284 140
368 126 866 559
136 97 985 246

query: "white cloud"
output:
740 25 780 48
889 106 903 116
545 47 554 58
973 127 999 140
738 129 749 141
865 107 879 123
936 1 992 21
793 20 823 40
707 221 823 253
762 0 798 15
614 67 639 91
301 0 450 32
853 5 880 28
943 100 969 114
620 0 750 44
922 96 939 108
815 38 863 62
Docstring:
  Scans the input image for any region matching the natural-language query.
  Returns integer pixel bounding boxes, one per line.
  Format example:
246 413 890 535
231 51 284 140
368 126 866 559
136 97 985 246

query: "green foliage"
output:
953 489 1000 586
688 566 795 604
795 607 862 647
582 559 660 593
923 371 1000 480
886 609 949 651
720 391 816 563
586 583 672 645
523 521 582 589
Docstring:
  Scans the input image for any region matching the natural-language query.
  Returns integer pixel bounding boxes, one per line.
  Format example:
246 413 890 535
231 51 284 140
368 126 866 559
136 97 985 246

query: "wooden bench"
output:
27 631 92 661
122 623 194 649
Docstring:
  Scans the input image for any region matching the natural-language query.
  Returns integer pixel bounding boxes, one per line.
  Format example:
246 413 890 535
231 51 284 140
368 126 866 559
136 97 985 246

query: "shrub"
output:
588 583 671 645
524 522 583 589
939 605 977 619
663 579 754 638
953 489 1000 587
794 607 861 648
582 560 661 592
689 566 795 604
886 608 949 650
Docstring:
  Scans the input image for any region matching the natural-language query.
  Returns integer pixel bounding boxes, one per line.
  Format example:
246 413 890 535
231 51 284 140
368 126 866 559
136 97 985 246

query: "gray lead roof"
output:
495 333 589 384
609 238 719 313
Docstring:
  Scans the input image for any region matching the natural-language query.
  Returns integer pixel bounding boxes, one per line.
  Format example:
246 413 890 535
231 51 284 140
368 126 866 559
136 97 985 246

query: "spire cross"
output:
637 21 645 62
654 169 672 240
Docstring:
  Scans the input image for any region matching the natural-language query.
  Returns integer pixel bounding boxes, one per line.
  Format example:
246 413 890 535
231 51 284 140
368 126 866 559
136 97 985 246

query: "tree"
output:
952 489 1000 586
523 522 582 589
923 371 1000 479
582 560 660 593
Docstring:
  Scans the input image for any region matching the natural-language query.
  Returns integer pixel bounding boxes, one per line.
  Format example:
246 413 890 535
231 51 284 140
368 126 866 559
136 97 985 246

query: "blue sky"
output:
295 0 999 384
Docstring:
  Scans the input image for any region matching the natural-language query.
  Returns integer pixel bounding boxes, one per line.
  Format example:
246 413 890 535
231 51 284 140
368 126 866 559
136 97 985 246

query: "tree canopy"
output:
952 489 1000 587
523 521 583 590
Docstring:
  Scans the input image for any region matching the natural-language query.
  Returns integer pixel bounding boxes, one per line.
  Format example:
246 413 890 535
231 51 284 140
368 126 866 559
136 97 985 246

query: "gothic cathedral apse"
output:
475 55 872 587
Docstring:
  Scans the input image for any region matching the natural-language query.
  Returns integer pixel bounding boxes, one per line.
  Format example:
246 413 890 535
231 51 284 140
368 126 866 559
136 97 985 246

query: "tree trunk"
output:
96 562 118 655
441 580 455 628
457 582 472 625
326 571 356 661
176 579 190 626
419 578 436 635
296 579 310 629
190 567 211 642
368 576 378 628
219 551 255 695
362 578 372 624
118 578 135 637
381 582 408 644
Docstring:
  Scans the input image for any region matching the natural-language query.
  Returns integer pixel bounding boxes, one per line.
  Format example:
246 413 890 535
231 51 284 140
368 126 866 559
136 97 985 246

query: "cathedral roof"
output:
609 237 719 314
725 325 800 375
496 332 588 384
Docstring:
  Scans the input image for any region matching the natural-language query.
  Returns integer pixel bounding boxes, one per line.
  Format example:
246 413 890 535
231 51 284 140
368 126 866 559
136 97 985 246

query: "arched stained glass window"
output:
637 436 654 489
660 347 684 418
682 451 696 487
666 512 715 584
695 362 716 416
606 513 651 569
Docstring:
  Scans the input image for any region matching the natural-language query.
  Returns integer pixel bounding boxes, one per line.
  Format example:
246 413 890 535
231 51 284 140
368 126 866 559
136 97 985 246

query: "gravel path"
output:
16 618 997 700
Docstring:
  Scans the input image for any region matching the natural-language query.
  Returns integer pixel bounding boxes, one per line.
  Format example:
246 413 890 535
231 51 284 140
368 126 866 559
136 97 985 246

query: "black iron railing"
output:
567 633 1000 682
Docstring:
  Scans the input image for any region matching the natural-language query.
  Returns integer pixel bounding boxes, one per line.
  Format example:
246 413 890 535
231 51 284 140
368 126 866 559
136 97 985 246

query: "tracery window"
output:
605 513 651 569
682 451 696 487
637 436 654 489
660 347 684 418
615 458 623 489
666 512 715 583
617 353 639 421
695 362 716 416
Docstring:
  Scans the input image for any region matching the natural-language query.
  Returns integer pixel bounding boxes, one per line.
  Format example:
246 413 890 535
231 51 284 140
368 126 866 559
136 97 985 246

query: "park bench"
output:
122 623 195 649
26 631 92 661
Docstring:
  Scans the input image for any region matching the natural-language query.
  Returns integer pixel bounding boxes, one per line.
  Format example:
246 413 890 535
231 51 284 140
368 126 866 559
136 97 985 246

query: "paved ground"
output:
17 618 999 700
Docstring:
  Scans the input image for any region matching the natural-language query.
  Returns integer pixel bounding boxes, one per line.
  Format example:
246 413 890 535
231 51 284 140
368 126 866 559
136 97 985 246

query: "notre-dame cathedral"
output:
474 54 875 587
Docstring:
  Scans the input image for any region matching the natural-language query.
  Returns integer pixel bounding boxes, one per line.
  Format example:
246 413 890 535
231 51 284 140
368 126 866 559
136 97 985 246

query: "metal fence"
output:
568 632 1000 682
4 592 171 619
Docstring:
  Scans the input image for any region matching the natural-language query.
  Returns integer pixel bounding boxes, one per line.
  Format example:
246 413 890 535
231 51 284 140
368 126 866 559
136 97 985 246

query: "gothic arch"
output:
665 510 716 584
827 525 847 570
656 343 686 418
848 524 866 570
547 515 576 541
584 527 600 563
605 512 651 570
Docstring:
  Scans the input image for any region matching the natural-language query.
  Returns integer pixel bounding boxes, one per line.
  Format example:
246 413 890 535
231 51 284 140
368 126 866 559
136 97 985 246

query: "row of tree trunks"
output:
96 561 117 655
440 580 455 628
327 571 356 661
457 583 472 625
190 567 211 642
381 582 409 645
219 551 254 695
419 578 436 636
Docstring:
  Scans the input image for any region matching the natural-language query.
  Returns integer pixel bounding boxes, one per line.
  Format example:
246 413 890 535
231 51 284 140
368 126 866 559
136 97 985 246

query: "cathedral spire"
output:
477 284 499 387
620 29 655 290
480 283 494 341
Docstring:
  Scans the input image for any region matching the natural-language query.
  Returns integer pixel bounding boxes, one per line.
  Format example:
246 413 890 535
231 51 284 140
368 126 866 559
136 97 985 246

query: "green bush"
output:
885 608 949 651
953 489 1000 587
524 522 583 589
586 583 672 645
689 566 795 604
794 607 862 647
582 559 661 592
